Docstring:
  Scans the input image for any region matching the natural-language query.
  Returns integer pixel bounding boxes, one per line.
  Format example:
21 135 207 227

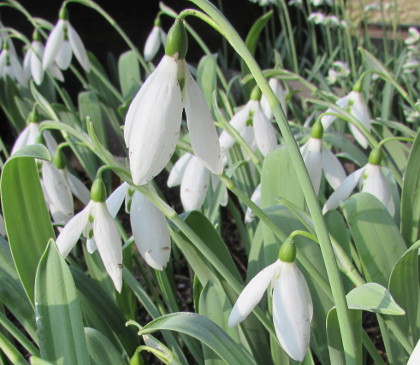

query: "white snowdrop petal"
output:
23 49 32 80
273 263 313 362
0 50 7 77
127 56 183 185
66 172 90 205
130 190 171 271
86 238 97 254
11 125 31 155
321 147 346 190
219 103 251 152
30 41 44 85
321 95 351 130
245 184 261 223
55 40 72 70
92 202 123 292
106 182 129 218
323 167 365 213
349 91 370 149
67 22 90 71
362 165 395 215
180 156 210 211
42 162 74 225
167 153 193 187
56 202 91 257
43 20 65 70
10 54 27 87
144 26 161 62
48 63 64 82
229 260 280 327
42 130 58 155
183 63 223 174
408 339 420 365
302 138 322 194
253 103 278 156
261 78 287 119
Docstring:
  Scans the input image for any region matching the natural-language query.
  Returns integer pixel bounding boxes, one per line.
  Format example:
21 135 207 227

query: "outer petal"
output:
252 103 278 156
48 62 64 82
10 53 27 87
23 48 32 80
408 339 420 365
273 262 313 362
86 238 97 254
43 20 65 70
219 103 252 152
261 78 287 119
321 95 350 130
167 153 192 187
130 190 171 270
183 62 223 175
362 164 395 215
229 260 280 327
127 55 183 185
30 41 44 85
302 138 322 194
66 172 90 205
349 91 370 149
92 202 123 292
245 184 261 223
180 156 210 211
323 166 365 213
321 147 346 189
67 21 90 72
144 26 161 62
42 162 74 225
106 182 129 218
11 125 31 155
55 40 72 70
56 201 91 257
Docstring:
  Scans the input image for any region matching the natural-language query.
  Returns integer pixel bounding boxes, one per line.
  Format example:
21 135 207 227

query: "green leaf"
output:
401 130 420 244
30 82 59 121
342 193 406 286
346 283 405 315
11 144 51 161
1 150 55 304
35 240 90 365
0 77 26 132
118 50 141 99
196 54 218 112
85 328 126 365
140 313 256 365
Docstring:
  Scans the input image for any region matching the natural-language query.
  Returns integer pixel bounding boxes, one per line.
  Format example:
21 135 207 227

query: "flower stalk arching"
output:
187 1 357 363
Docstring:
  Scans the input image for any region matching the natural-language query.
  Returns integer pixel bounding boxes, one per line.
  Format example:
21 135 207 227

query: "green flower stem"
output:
0 330 28 365
64 0 149 73
0 311 39 356
188 1 357 363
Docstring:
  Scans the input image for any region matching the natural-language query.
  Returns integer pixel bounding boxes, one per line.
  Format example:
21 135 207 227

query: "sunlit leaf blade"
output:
79 91 107 146
197 54 218 111
85 328 126 365
35 240 90 365
1 149 54 304
118 50 141 99
140 313 256 365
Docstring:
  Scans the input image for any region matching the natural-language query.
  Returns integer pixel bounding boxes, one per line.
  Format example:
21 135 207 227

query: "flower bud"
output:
278 236 296 263
91 178 107 202
165 19 188 60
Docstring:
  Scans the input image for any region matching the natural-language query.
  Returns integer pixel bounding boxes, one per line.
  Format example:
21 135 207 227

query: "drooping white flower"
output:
106 182 171 271
144 21 166 62
405 27 420 45
321 89 371 149
57 179 122 291
327 61 350 85
407 339 420 365
308 12 326 25
261 78 287 120
125 20 222 186
219 98 278 157
245 184 261 223
167 153 228 211
229 259 313 362
11 121 57 156
43 8 90 72
311 0 332 6
323 160 395 215
0 43 27 87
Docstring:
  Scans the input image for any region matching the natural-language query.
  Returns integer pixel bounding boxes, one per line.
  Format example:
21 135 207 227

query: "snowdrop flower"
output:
125 19 222 185
325 16 341 28
261 78 287 120
229 237 313 362
323 148 395 215
167 153 227 211
57 178 122 292
327 61 350 85
245 184 261 223
41 149 90 226
0 41 27 86
144 18 166 62
219 87 278 157
311 0 333 6
408 339 420 365
43 7 90 72
308 12 326 25
106 182 171 270
321 82 371 149
23 29 64 85
300 122 345 193
11 108 58 155
405 27 420 45
364 3 379 11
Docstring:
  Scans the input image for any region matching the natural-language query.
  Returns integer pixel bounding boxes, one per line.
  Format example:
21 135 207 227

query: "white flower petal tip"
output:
229 260 281 327
144 26 164 62
245 184 262 223
43 20 65 70
407 339 420 365
273 263 313 362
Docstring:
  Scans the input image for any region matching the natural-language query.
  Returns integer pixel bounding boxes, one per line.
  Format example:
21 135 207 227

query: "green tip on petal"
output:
59 5 69 20
353 79 363 93
165 19 188 59
91 178 107 202
368 147 382 165
311 121 324 139
250 85 262 101
53 149 65 169
32 28 41 41
278 236 296 263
